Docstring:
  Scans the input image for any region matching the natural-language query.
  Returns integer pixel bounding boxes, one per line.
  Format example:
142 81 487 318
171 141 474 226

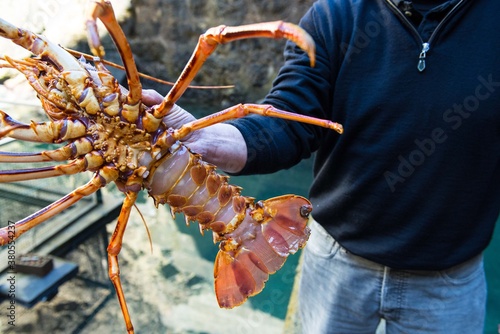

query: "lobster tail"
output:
214 195 311 308
147 144 312 308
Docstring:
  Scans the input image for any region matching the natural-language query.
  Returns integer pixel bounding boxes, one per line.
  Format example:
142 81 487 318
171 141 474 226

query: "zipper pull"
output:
418 43 430 72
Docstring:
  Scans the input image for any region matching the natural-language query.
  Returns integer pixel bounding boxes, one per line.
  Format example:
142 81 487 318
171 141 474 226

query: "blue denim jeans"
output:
299 219 487 334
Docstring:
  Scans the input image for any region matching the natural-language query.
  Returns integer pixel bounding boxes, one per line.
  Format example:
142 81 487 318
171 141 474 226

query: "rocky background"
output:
121 0 314 109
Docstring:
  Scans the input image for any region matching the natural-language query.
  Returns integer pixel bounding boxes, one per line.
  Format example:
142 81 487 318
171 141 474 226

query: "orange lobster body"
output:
0 1 342 333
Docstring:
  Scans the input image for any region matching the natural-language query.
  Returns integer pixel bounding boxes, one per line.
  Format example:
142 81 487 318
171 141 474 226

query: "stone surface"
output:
127 0 314 109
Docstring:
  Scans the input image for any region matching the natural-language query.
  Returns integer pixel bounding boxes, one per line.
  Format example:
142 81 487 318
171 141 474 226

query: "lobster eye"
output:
300 204 312 218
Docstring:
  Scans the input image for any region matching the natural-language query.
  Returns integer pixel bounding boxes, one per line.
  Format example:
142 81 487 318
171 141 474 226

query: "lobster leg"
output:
0 144 83 163
0 138 93 163
153 21 316 118
0 110 87 142
0 151 50 163
0 173 105 246
0 160 87 182
155 103 343 147
86 0 142 106
0 150 106 182
107 191 138 334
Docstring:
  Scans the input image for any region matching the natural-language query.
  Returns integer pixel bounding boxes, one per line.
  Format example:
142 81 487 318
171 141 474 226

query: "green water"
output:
485 219 500 334
175 151 499 331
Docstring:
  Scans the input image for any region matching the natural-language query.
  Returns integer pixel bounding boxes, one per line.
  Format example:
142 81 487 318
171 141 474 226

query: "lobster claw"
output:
214 195 311 308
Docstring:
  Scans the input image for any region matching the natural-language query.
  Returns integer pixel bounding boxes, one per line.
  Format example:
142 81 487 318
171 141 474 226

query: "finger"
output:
141 89 164 106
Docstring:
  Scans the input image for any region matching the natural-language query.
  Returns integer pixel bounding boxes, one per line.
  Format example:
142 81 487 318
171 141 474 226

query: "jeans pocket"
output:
305 219 340 258
439 254 484 285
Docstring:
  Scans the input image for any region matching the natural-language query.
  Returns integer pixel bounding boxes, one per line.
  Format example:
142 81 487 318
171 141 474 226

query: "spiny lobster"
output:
0 1 343 333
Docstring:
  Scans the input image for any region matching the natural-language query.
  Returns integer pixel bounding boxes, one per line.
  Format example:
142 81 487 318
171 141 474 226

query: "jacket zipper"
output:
385 0 466 72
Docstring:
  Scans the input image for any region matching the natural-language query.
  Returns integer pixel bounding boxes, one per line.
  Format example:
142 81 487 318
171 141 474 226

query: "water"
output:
485 219 500 334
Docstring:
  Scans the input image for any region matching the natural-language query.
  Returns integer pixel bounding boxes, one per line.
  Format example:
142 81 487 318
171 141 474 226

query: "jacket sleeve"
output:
228 2 337 175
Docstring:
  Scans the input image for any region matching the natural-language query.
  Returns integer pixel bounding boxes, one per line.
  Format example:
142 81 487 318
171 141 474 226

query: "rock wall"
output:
123 0 315 110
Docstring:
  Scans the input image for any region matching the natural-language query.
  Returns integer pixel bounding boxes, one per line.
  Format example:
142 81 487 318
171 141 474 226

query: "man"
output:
144 0 500 332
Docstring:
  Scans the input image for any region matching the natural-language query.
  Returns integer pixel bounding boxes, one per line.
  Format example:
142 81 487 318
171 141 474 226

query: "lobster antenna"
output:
63 48 235 90
133 203 153 254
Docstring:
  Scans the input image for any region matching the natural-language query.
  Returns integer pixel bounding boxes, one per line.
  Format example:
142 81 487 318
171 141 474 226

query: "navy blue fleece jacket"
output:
229 0 500 269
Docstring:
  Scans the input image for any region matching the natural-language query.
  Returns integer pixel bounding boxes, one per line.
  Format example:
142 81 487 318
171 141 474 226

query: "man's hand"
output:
141 89 247 173
142 89 196 130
